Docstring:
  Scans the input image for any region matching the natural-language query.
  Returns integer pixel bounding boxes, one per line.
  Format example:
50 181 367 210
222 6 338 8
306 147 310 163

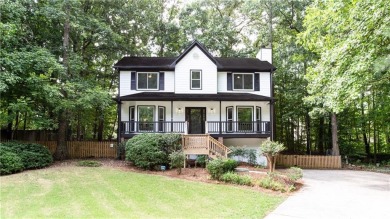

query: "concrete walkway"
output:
265 170 390 219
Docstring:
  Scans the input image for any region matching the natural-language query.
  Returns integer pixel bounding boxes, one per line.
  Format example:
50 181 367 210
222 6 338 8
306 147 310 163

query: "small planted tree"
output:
169 150 185 174
260 140 286 172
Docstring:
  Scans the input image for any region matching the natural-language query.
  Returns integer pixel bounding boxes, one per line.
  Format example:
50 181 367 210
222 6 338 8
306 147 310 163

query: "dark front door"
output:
185 107 206 134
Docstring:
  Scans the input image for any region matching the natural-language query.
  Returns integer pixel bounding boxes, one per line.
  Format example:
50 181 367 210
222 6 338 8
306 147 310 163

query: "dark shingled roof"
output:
113 40 276 72
113 56 275 72
215 58 276 72
114 57 175 70
119 92 273 101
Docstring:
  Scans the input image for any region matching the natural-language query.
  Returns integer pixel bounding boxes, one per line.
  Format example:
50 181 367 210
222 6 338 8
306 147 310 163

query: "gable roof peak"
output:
172 40 219 66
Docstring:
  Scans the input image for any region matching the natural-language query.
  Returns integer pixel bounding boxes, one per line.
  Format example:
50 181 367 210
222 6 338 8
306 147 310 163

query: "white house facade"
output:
114 41 275 158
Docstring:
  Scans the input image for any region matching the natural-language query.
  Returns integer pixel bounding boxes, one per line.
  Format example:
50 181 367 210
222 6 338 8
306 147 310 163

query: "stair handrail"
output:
207 135 232 158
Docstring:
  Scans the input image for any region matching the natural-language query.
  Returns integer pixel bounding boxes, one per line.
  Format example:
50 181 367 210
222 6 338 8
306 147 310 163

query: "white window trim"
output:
137 105 155 122
232 73 254 91
190 70 202 90
137 72 159 90
236 106 254 122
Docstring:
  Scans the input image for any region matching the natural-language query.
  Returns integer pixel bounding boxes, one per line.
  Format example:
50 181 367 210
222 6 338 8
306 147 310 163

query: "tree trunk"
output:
55 110 69 160
317 116 324 154
305 112 311 154
12 112 20 140
361 94 370 157
54 1 70 160
97 114 104 141
331 113 340 156
7 110 13 139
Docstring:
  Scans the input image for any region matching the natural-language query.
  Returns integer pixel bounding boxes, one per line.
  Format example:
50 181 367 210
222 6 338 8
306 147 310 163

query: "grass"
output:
1 165 285 219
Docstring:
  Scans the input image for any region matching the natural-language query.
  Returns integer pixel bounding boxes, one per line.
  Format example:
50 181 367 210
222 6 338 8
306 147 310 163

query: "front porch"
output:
120 120 271 138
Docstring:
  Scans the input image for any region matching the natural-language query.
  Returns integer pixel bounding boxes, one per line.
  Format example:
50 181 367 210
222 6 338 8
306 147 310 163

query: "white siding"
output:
218 72 271 97
217 72 227 92
223 138 268 166
119 71 174 97
258 72 271 97
175 46 217 94
119 71 132 96
256 48 272 64
164 71 175 92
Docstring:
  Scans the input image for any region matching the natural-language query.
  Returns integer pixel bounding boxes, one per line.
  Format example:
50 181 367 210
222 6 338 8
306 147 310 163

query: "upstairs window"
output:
137 72 158 90
190 70 202 89
233 73 253 90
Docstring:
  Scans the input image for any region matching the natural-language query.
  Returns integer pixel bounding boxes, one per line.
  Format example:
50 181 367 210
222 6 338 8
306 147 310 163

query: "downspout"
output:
116 67 121 146
270 68 275 141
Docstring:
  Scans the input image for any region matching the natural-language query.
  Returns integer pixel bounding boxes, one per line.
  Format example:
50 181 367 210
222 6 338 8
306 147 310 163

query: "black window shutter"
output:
159 72 164 90
254 73 260 91
131 72 136 90
227 72 232 90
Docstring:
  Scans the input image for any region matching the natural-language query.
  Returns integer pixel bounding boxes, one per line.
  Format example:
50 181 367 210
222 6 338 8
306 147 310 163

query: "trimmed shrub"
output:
206 159 238 180
0 142 53 169
169 150 185 174
220 172 252 186
0 151 24 175
77 160 102 167
286 167 303 183
223 159 238 172
258 175 286 192
126 133 181 170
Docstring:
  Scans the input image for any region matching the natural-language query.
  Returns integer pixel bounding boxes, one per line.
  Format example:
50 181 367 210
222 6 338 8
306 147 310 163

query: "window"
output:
138 106 154 132
226 107 233 132
190 70 202 89
158 106 165 132
129 106 135 132
233 73 253 90
237 107 253 132
137 72 158 90
256 107 261 132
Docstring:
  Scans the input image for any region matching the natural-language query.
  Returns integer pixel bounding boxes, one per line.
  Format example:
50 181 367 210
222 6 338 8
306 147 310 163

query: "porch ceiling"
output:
119 92 274 102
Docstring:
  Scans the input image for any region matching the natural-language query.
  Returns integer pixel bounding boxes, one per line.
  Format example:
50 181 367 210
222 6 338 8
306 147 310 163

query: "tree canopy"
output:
1 0 389 161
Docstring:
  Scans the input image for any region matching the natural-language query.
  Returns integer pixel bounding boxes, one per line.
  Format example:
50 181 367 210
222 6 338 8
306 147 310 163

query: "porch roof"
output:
118 92 274 102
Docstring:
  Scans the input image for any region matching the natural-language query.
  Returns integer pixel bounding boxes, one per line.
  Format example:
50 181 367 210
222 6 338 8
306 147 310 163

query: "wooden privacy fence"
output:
277 155 342 169
1 140 117 159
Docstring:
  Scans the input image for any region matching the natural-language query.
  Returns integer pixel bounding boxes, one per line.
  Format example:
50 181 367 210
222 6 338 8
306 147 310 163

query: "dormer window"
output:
137 72 159 90
233 73 253 90
190 70 202 90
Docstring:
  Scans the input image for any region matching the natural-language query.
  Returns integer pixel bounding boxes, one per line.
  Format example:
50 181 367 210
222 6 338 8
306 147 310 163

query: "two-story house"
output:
114 40 275 162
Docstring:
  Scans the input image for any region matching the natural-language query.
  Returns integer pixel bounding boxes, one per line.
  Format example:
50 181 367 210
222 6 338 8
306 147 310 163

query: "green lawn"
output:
0 165 284 218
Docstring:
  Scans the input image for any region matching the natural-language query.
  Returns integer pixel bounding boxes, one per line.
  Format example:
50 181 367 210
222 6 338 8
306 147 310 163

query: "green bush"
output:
169 150 185 174
206 159 225 179
0 151 24 175
223 159 238 172
77 160 102 167
0 142 53 169
195 155 207 168
126 134 181 170
220 172 252 186
206 159 238 180
258 176 286 192
286 167 303 183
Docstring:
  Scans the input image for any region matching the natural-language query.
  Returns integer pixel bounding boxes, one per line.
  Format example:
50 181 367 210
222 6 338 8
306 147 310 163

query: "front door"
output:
185 107 206 134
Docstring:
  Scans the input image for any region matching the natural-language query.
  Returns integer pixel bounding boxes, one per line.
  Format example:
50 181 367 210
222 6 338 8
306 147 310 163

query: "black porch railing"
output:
121 121 271 135
121 121 186 134
207 121 271 134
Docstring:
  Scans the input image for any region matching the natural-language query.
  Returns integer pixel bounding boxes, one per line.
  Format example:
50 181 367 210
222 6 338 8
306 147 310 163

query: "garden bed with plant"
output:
122 134 303 193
